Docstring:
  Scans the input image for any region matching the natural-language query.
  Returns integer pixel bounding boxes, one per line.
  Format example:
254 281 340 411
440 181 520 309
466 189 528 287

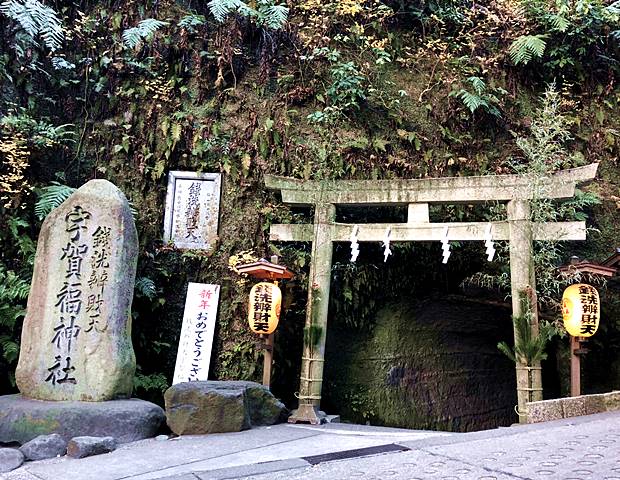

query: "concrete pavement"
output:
3 411 620 480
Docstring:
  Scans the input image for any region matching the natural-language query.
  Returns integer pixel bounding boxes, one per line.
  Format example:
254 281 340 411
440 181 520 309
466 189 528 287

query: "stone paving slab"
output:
5 412 620 480
235 448 520 480
8 426 317 480
240 412 620 480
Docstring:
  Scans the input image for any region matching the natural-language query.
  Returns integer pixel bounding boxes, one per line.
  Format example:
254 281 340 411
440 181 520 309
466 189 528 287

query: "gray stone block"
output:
562 396 586 418
0 394 164 444
603 391 620 411
585 393 607 415
0 448 24 473
67 436 117 458
526 399 563 424
19 433 66 460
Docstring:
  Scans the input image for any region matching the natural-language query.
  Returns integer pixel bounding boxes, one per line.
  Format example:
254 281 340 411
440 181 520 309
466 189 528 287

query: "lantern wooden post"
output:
570 336 581 397
237 258 293 390
262 333 274 388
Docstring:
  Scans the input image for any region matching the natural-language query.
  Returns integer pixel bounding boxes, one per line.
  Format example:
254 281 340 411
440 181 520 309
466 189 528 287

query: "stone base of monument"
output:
0 395 165 445
164 381 287 435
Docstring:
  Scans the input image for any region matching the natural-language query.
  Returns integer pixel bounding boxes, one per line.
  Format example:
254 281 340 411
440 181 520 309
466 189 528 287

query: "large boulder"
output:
0 395 164 444
19 434 67 460
164 381 286 435
16 179 138 402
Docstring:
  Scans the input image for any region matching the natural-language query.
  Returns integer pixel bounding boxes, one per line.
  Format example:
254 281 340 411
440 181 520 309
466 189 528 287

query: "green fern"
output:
178 14 206 32
450 76 502 117
0 0 64 51
509 35 547 65
122 18 169 49
0 336 20 363
207 0 288 30
135 277 157 300
548 14 569 32
258 1 288 30
34 182 76 220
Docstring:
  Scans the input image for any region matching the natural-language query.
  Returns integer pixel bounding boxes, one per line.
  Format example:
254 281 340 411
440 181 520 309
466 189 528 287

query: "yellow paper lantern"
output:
562 284 600 337
248 282 282 335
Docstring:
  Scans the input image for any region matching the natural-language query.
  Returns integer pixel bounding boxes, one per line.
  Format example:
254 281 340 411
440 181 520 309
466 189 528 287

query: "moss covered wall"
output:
323 297 518 432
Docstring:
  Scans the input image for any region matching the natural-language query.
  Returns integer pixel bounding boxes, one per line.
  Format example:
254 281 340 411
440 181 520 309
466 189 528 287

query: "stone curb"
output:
526 391 620 423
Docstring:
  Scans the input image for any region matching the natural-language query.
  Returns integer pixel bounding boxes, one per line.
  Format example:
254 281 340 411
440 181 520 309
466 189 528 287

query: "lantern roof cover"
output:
236 258 294 280
559 257 617 277
601 248 620 269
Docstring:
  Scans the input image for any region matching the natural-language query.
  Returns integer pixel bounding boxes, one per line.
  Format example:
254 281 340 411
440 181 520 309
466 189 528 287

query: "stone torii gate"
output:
265 164 598 424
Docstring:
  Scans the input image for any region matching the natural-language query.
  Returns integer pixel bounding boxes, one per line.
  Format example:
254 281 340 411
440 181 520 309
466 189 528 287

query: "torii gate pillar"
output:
508 200 542 414
291 203 335 424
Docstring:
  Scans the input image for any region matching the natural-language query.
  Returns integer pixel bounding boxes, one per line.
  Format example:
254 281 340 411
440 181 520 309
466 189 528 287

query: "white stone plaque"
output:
163 171 222 250
173 283 220 385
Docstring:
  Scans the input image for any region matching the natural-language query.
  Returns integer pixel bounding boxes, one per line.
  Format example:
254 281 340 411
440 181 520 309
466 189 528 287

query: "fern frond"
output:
34 182 75 220
178 14 206 31
456 90 484 113
122 18 169 49
0 0 64 51
51 56 75 70
0 336 20 363
548 14 569 32
467 76 486 95
208 0 250 22
509 35 547 65
260 4 288 29
135 277 157 300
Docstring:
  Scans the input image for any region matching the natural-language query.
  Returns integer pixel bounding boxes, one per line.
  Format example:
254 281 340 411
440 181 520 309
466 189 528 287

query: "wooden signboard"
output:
163 171 222 250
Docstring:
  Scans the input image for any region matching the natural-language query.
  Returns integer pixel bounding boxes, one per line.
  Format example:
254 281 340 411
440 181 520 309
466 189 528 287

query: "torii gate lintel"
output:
266 164 598 425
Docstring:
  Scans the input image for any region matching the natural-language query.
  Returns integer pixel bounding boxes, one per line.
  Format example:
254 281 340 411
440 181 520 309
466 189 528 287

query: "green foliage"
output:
178 14 206 32
1 111 74 149
135 277 157 300
122 19 169 49
498 309 557 366
0 267 29 387
517 0 620 77
509 35 547 65
450 76 505 118
34 182 75 220
308 50 367 123
0 0 64 51
207 0 288 30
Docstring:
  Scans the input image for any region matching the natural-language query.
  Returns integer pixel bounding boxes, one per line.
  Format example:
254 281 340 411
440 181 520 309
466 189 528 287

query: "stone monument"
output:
1 180 164 447
16 180 137 401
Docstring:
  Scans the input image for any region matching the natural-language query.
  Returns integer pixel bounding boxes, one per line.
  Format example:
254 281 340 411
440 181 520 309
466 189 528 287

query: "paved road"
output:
4 411 620 480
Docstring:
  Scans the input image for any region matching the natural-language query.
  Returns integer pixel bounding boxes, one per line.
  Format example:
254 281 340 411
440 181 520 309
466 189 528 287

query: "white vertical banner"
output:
172 283 220 385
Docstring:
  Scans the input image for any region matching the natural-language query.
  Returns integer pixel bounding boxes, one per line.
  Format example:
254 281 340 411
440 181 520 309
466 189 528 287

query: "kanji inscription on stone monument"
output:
16 180 138 401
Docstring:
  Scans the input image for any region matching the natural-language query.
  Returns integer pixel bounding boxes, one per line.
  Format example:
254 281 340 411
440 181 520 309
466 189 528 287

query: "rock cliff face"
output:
323 297 518 432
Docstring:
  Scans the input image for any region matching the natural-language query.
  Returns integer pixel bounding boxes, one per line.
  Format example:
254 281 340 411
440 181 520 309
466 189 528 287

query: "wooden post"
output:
570 335 581 397
288 202 335 424
507 199 543 422
262 333 274 388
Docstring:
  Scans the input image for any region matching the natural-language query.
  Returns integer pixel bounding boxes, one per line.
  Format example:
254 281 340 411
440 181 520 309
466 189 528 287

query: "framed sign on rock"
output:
163 171 222 250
